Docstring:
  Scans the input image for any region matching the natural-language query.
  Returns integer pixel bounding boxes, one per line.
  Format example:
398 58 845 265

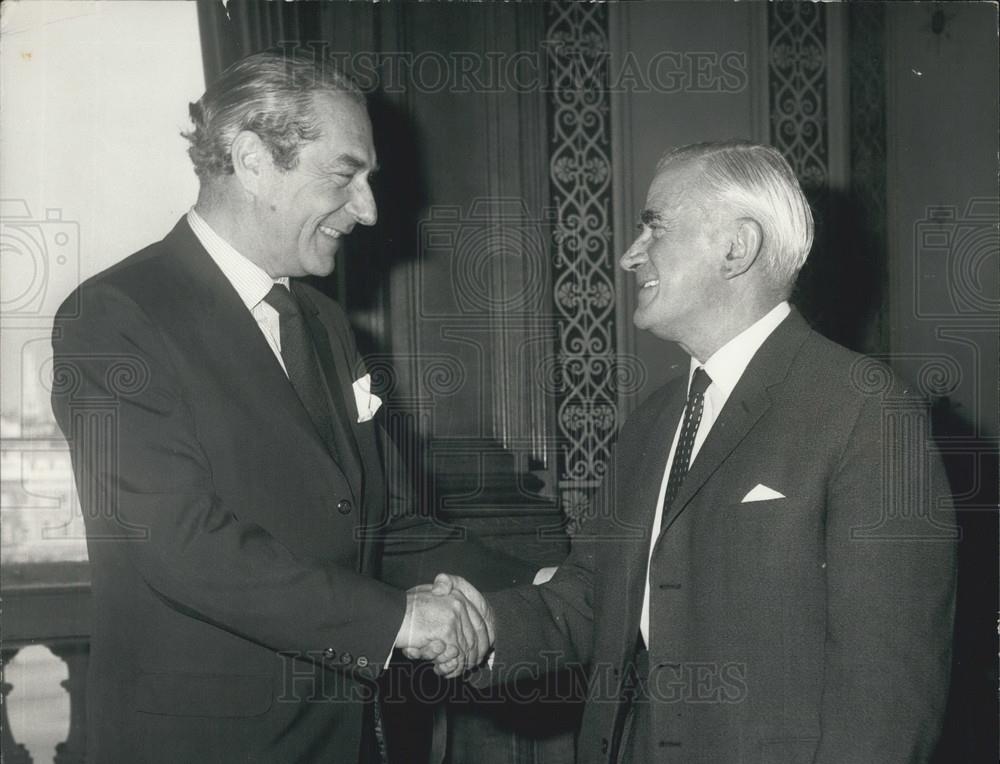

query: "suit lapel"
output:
612 380 688 635
292 285 392 576
629 385 686 548
293 284 365 498
164 219 355 488
293 291 381 482
294 286 387 574
657 310 812 537
657 376 771 537
170 221 334 447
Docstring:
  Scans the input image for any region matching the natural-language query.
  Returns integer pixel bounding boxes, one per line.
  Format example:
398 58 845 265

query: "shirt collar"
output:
187 207 288 311
690 301 791 405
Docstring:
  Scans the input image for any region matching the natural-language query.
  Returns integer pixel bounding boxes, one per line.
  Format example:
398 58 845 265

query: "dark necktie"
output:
662 367 712 512
264 284 344 461
264 288 380 755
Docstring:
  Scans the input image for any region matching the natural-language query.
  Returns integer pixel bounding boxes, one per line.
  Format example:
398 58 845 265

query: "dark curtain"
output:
197 0 312 85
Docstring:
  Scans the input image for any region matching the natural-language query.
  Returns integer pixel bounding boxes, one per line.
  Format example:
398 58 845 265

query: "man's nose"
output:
347 182 377 227
619 235 648 271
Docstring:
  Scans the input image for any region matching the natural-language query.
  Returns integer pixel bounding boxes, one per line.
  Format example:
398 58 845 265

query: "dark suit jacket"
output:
51 218 410 763
484 310 957 764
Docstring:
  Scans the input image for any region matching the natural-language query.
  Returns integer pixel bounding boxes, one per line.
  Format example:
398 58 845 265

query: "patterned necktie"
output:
662 367 712 512
263 284 341 460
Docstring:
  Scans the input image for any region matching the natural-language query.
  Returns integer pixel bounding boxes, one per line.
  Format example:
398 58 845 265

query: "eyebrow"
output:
639 209 663 226
327 153 380 174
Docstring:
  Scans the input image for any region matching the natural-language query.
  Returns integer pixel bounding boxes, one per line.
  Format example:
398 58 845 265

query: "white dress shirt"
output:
640 301 792 645
187 207 290 376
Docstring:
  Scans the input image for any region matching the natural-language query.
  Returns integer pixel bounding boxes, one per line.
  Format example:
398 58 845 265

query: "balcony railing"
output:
3 563 91 764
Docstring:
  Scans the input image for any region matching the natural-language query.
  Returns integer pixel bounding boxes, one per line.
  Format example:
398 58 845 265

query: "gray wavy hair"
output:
183 50 364 180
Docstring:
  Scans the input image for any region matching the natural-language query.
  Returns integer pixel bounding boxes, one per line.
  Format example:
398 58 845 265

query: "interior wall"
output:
883 6 999 763
885 2 998 439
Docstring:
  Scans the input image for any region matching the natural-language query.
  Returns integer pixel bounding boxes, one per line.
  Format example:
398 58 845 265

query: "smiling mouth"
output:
319 225 344 239
640 279 660 290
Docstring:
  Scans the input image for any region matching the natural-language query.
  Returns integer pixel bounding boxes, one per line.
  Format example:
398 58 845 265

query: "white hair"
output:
657 141 814 295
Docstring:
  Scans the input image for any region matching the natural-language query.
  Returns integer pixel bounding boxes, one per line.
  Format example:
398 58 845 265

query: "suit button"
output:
337 499 353 514
601 737 608 754
323 647 336 660
341 652 353 664
357 656 369 668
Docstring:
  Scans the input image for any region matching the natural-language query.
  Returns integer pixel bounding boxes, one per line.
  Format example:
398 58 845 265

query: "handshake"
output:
394 573 495 679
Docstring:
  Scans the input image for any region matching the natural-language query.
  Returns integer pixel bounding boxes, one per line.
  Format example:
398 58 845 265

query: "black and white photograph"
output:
2 1 997 763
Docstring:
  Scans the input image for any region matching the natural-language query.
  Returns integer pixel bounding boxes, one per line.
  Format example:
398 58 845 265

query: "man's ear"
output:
721 217 763 280
230 130 268 197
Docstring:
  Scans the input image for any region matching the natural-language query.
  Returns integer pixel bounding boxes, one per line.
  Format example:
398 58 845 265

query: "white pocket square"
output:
352 373 382 423
741 484 785 503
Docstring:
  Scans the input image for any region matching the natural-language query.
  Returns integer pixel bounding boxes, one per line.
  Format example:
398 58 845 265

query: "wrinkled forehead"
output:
644 160 706 217
311 91 377 166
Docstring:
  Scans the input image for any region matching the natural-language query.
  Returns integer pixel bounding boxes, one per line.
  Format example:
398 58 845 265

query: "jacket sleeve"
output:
468 459 628 687
51 283 405 679
479 541 595 685
815 389 957 762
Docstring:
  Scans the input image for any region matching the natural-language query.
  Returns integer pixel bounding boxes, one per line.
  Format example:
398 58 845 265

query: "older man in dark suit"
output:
438 141 957 763
50 51 496 763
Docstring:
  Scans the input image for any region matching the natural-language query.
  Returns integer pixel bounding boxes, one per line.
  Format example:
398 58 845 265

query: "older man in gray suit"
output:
436 141 956 764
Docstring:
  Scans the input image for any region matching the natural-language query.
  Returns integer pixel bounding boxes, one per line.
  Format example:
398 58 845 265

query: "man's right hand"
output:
394 576 492 678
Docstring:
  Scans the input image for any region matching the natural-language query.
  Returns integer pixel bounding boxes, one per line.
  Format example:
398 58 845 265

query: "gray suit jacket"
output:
484 310 957 764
